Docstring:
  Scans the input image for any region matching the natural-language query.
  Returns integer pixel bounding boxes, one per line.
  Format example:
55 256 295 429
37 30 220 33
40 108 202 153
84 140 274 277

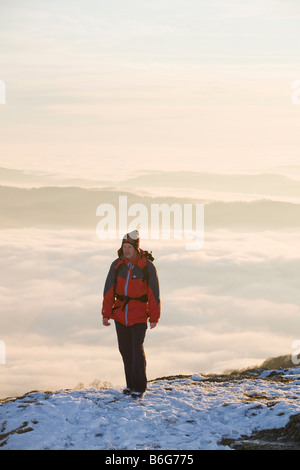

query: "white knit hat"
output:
122 230 140 250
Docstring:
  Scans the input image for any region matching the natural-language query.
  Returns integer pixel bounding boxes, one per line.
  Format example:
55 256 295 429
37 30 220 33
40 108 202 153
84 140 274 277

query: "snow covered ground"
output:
1 367 300 450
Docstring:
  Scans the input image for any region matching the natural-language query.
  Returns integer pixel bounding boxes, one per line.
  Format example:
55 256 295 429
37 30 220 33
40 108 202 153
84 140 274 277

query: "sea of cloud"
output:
1 227 299 398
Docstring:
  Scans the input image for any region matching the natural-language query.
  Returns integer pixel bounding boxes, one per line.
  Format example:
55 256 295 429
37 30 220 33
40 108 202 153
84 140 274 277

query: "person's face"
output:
123 243 136 260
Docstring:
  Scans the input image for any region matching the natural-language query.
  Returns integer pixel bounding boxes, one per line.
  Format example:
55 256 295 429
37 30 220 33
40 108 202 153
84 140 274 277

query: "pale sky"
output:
1 0 300 179
1 1 300 398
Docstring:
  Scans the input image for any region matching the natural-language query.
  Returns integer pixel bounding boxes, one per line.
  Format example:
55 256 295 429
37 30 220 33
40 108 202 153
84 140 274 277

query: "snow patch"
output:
1 368 300 450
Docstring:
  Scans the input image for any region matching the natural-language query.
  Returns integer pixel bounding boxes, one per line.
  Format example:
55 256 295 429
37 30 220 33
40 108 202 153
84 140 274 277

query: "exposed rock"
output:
220 413 300 450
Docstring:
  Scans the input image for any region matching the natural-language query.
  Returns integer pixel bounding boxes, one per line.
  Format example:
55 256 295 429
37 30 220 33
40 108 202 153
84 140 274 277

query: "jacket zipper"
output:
124 262 134 326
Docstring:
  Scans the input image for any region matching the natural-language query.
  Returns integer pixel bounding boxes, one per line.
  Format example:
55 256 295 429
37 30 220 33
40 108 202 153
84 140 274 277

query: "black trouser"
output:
114 321 147 393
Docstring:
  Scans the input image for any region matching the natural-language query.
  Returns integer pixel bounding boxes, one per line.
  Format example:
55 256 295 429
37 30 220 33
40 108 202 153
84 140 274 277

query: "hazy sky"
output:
1 0 300 179
1 1 300 399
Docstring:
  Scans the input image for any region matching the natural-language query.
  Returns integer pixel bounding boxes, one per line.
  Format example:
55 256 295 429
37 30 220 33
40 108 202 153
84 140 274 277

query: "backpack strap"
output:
113 261 123 299
115 293 148 311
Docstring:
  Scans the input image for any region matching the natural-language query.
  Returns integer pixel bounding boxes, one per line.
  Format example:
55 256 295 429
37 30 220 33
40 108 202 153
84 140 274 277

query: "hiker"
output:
101 230 161 398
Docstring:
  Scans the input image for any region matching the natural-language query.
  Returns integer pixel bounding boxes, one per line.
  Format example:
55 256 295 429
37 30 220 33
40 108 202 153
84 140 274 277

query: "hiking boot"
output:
131 391 145 398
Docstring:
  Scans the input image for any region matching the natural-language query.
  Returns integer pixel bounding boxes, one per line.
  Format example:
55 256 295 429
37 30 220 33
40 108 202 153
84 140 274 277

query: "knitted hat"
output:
121 229 140 251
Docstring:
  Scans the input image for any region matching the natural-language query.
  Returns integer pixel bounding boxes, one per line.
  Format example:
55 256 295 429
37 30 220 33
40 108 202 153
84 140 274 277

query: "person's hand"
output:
103 318 111 326
150 322 157 329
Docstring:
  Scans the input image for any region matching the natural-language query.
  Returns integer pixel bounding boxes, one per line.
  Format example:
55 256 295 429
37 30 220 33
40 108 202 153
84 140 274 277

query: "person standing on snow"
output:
101 230 161 398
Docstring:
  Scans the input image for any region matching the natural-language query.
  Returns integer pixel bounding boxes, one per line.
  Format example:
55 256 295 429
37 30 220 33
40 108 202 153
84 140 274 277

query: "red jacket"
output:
102 250 160 326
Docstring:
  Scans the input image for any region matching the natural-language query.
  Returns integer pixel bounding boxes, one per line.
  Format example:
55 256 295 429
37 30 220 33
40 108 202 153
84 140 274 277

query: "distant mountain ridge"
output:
0 185 299 230
121 171 300 199
1 166 300 199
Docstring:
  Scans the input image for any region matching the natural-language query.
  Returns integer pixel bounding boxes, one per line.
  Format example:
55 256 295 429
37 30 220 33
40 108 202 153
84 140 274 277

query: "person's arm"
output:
147 261 161 327
101 260 118 326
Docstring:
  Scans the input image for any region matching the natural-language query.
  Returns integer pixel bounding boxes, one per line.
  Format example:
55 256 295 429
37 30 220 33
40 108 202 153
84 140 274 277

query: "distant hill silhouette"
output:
0 186 299 230
121 171 300 199
1 167 300 199
260 354 297 370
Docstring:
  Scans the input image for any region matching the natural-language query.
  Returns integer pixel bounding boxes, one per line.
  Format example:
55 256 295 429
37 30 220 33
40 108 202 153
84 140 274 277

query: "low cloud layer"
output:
1 228 299 398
